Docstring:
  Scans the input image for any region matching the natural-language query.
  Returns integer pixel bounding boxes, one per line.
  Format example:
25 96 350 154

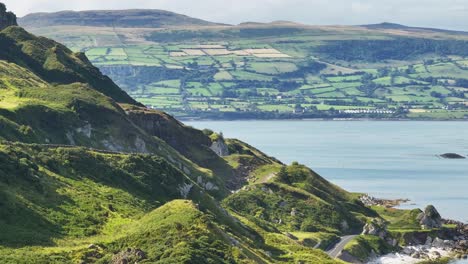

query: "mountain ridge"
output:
18 8 468 35
19 9 226 29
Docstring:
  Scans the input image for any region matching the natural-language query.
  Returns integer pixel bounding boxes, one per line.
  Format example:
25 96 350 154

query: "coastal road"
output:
327 235 358 258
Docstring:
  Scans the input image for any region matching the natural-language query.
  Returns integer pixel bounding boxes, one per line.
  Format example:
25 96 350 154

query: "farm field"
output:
24 23 468 120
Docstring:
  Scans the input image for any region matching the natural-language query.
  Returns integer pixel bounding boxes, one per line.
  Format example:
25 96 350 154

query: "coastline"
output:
180 117 468 122
359 195 468 264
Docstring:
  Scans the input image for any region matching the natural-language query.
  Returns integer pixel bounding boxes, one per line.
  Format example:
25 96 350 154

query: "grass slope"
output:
223 163 377 235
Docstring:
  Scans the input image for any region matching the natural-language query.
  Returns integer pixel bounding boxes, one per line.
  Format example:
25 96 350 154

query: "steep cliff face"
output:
0 3 17 30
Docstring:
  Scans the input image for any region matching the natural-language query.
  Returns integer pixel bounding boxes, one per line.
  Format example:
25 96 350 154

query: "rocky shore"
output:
352 198 468 263
373 217 468 263
359 195 410 208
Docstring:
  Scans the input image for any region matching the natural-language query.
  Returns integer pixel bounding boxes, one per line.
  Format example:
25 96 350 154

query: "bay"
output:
186 121 468 222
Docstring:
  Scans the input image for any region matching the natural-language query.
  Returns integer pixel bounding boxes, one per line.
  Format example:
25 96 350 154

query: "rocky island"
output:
440 153 466 159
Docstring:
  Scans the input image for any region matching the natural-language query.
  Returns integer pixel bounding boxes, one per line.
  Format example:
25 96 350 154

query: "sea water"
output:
186 121 468 222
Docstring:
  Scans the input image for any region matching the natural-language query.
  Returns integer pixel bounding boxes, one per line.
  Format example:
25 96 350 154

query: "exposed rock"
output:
134 136 149 153
101 137 128 152
0 3 17 31
75 123 92 138
178 183 193 198
290 208 297 217
66 131 76 145
210 139 229 157
403 247 415 255
196 176 219 191
285 232 298 240
425 236 433 246
359 194 409 208
182 166 191 175
362 218 387 239
386 237 398 247
440 153 465 159
418 205 442 229
111 248 146 264
338 250 363 264
432 237 454 249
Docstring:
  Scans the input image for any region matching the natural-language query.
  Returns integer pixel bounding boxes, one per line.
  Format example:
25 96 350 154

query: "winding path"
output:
326 235 357 258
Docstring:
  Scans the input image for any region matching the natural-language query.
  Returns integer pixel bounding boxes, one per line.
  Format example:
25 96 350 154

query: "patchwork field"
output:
24 23 468 120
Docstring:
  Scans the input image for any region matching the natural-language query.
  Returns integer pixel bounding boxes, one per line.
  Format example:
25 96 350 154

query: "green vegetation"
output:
22 19 468 120
0 19 346 263
0 7 461 263
416 258 452 264
223 162 376 237
343 235 394 262
372 206 423 231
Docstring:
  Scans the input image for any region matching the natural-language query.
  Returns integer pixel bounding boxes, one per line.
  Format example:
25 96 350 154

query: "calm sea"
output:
186 121 468 223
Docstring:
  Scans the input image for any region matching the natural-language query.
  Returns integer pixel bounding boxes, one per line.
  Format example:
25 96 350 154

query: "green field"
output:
25 23 468 120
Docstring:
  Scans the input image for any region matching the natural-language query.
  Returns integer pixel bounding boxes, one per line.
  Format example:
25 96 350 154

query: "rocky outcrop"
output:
178 182 194 198
75 123 92 138
418 205 442 229
124 106 213 158
0 3 17 31
338 250 363 264
362 218 387 239
359 194 409 208
111 248 146 264
210 139 229 157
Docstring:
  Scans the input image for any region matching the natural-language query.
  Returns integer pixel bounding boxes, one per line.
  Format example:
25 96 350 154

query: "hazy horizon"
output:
3 0 468 31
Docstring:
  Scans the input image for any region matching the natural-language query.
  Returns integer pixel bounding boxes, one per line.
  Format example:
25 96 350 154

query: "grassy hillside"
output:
223 163 376 235
20 16 468 120
0 26 137 104
0 13 351 262
0 143 342 263
0 5 455 263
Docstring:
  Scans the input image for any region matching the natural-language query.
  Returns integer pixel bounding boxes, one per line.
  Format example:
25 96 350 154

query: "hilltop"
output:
19 9 225 28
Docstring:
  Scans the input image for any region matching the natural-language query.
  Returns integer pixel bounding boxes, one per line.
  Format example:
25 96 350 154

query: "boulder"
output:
432 237 445 248
403 247 415 255
210 139 229 157
111 248 146 264
362 218 387 239
418 205 442 229
425 236 433 246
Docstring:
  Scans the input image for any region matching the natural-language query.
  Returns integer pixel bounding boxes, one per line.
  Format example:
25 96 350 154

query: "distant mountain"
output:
363 22 410 30
19 9 224 28
363 22 468 35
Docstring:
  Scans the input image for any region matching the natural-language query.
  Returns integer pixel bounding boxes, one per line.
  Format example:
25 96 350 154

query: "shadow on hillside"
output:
0 186 65 247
